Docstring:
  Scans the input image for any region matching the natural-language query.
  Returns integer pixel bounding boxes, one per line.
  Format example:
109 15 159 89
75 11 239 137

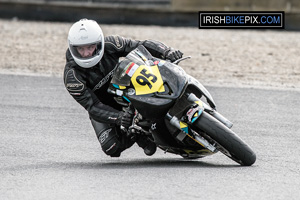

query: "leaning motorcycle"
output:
108 45 256 166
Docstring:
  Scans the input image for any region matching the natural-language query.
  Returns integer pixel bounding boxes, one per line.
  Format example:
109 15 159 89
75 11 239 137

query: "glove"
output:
116 108 134 128
164 48 183 62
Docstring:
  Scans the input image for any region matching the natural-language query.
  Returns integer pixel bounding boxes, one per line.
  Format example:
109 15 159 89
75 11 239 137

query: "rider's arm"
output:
64 52 120 124
105 35 171 59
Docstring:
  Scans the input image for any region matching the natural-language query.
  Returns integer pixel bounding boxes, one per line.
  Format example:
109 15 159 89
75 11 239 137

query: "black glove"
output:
165 48 183 62
116 108 134 128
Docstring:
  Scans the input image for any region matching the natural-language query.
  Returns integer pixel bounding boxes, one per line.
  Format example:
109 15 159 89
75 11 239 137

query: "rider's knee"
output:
98 126 123 157
90 118 132 157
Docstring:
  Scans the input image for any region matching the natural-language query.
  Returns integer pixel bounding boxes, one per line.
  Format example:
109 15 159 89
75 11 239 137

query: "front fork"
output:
165 93 233 152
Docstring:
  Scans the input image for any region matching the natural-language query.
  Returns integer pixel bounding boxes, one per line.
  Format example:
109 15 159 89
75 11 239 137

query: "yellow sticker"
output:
183 149 214 155
131 65 165 95
179 121 188 129
195 100 204 109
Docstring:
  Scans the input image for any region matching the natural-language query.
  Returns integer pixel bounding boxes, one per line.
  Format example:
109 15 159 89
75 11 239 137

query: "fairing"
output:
111 45 188 119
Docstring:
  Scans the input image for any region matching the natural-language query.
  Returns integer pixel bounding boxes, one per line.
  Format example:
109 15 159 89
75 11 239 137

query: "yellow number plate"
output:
131 65 165 95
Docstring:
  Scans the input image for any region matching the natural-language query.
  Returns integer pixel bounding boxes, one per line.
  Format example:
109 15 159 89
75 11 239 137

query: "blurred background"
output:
0 0 299 29
1 0 299 89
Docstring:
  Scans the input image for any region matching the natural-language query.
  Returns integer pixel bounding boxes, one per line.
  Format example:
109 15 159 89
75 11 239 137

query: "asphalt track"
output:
0 74 299 200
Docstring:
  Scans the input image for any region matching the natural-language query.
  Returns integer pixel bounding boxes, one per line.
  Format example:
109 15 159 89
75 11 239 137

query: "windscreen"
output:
111 46 153 86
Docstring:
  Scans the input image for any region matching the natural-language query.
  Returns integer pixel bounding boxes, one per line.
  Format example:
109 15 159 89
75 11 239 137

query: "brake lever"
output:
173 56 192 65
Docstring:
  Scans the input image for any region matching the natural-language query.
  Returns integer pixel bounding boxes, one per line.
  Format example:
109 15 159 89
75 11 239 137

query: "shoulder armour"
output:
105 35 124 50
64 69 84 92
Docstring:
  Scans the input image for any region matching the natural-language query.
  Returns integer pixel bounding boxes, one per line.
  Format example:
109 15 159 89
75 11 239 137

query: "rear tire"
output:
193 112 256 166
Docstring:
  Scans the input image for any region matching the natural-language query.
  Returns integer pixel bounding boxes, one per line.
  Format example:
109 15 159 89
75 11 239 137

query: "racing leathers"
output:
64 35 177 157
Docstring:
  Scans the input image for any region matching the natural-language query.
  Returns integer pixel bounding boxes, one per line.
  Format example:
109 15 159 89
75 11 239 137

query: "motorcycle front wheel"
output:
193 112 256 166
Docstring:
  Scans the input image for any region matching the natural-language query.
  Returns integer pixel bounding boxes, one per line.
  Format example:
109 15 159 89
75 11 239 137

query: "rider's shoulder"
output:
64 60 84 83
105 35 126 51
64 67 85 92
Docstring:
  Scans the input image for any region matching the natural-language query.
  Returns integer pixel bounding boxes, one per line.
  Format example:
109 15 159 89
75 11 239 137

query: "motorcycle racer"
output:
64 19 183 157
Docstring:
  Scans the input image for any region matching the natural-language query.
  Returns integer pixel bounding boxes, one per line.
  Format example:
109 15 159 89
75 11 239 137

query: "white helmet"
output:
68 19 105 68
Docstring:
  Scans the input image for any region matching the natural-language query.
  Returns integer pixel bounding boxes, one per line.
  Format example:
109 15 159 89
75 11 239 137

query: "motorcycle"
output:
108 45 256 166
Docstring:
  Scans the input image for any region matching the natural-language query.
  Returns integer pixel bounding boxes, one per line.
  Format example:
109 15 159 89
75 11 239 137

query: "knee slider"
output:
98 127 122 156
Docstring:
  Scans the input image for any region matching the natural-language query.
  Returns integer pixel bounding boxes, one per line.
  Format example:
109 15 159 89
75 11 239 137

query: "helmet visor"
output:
69 42 102 60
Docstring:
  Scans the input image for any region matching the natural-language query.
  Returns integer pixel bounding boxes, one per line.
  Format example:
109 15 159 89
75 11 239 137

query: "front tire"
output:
193 112 256 166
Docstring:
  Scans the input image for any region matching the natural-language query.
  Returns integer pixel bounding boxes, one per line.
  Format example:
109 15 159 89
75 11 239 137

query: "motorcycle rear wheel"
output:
193 112 256 166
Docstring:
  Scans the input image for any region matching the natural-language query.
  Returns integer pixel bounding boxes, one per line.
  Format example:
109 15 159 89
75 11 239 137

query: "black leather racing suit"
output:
63 35 171 157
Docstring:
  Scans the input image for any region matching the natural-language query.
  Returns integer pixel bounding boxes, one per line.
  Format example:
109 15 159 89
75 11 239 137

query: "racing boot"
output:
136 136 157 156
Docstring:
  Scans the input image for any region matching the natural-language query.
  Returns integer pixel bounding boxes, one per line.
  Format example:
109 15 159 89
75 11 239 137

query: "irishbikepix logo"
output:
199 11 284 29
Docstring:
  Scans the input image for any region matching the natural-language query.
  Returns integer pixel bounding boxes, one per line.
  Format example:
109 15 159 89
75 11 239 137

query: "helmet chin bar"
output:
73 52 103 68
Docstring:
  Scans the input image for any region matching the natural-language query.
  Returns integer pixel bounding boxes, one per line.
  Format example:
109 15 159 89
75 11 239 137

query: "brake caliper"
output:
185 101 204 124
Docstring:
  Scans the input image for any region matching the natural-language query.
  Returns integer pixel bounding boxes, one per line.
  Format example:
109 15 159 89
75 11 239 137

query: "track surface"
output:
0 74 299 200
